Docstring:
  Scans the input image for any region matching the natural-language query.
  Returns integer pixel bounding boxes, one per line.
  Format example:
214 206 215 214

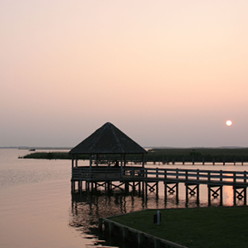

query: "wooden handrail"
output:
72 166 248 186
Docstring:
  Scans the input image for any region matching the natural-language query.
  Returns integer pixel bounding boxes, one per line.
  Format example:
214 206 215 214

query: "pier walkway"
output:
71 166 248 205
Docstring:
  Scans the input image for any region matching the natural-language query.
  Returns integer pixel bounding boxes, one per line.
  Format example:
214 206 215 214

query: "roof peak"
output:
70 122 146 154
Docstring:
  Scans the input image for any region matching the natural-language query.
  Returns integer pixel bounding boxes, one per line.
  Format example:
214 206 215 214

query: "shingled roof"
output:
70 122 146 154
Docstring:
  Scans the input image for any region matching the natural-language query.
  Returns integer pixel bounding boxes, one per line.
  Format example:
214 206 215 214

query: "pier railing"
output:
72 166 122 180
72 166 248 186
142 167 248 186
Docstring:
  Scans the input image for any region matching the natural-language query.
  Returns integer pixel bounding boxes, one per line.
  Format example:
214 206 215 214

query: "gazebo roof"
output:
70 122 146 155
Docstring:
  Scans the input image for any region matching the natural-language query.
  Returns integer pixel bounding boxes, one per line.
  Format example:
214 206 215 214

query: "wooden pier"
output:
71 166 248 205
69 122 248 206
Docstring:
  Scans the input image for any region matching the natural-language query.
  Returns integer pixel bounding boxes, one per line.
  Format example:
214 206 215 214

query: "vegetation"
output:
147 148 248 163
21 152 82 160
110 207 248 248
21 148 248 163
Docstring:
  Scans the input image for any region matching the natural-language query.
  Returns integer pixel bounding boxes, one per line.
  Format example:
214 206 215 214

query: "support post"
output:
186 184 189 204
78 181 82 193
71 181 75 193
196 184 200 205
125 182 129 192
164 182 167 202
176 183 179 204
156 168 159 198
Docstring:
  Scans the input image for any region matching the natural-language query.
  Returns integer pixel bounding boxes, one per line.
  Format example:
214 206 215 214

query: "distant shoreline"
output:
0 146 71 150
1 146 248 150
19 147 248 163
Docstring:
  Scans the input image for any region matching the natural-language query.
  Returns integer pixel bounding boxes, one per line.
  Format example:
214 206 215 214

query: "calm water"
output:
0 149 247 248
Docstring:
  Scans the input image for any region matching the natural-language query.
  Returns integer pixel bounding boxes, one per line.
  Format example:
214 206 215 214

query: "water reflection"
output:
69 180 247 247
70 193 148 247
69 184 245 231
70 193 150 231
69 190 205 247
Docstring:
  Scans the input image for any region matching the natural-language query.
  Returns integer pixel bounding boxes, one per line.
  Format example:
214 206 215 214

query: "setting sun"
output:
226 120 233 126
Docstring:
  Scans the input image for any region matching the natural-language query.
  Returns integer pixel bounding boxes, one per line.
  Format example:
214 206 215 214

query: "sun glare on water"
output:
226 120 233 126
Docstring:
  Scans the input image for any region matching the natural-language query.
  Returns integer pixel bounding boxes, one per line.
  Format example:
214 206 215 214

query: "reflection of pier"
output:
70 193 150 239
71 167 248 206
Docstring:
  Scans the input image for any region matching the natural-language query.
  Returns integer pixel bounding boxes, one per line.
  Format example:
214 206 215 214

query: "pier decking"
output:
71 166 248 205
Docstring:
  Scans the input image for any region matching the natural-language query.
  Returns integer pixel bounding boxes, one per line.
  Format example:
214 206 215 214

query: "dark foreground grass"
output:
110 207 248 248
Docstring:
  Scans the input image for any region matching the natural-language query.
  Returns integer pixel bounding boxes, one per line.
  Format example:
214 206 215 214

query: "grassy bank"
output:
21 148 248 163
110 207 248 248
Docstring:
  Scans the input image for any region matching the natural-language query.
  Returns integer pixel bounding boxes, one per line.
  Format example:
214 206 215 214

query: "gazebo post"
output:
90 154 93 168
142 154 145 167
120 154 126 167
71 157 74 168
96 154 99 166
120 153 123 168
123 154 127 167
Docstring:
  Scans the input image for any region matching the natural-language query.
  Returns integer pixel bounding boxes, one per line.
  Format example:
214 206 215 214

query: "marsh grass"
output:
110 207 248 248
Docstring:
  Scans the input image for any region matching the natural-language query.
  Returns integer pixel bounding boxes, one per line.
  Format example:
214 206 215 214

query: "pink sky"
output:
1 0 248 147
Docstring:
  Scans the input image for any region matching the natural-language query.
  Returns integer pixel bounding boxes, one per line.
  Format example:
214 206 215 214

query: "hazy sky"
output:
1 0 248 147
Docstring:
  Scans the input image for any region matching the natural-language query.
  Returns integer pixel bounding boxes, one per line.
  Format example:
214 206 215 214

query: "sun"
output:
226 120 233 126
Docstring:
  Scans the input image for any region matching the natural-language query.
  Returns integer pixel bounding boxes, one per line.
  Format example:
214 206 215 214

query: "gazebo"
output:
70 122 147 168
70 122 147 193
